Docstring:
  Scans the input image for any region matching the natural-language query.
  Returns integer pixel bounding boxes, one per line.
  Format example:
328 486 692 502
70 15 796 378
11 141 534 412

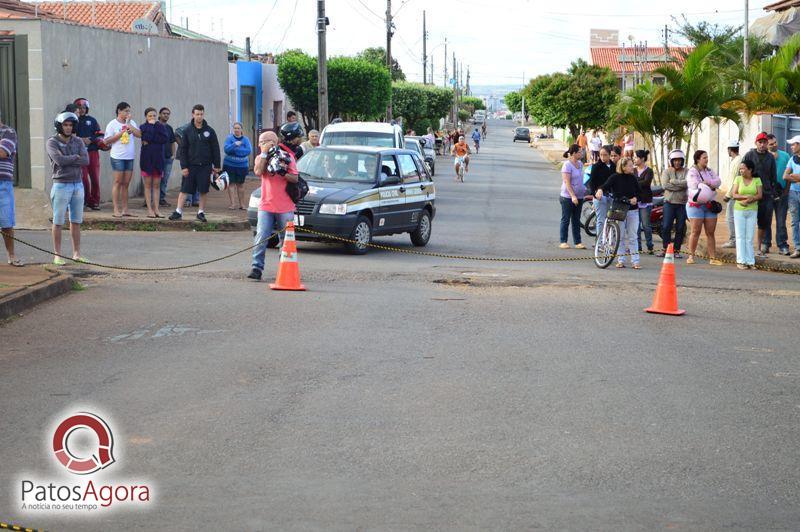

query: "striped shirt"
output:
0 124 17 182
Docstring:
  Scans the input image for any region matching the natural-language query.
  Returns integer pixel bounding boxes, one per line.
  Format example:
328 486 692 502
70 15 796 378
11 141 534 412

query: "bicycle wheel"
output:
594 221 620 269
580 202 596 237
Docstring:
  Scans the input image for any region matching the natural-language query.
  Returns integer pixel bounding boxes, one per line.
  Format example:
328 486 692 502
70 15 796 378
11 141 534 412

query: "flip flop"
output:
7 258 24 267
146 214 157 218
73 257 90 264
228 206 238 210
122 213 135 217
53 257 66 266
112 214 123 218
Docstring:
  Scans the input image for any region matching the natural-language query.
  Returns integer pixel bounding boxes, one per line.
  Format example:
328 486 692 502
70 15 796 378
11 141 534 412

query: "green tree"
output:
733 33 800 116
276 50 319 129
460 96 485 114
504 91 522 113
357 47 406 81
329 56 391 121
392 82 454 133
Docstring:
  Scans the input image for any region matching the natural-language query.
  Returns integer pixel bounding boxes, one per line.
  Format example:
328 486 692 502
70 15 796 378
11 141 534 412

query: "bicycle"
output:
581 201 596 237
594 196 630 269
454 156 466 182
472 139 480 153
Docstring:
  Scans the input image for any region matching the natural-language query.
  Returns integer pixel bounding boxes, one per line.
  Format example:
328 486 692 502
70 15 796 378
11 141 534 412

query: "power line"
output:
273 0 299 52
251 0 279 41
355 0 384 21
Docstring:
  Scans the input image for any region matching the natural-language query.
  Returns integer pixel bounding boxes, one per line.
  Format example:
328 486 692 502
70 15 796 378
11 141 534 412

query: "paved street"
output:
3 120 800 531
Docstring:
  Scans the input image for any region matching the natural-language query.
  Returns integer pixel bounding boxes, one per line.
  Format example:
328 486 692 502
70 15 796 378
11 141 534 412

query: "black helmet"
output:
280 121 304 143
330 117 343 125
54 112 79 135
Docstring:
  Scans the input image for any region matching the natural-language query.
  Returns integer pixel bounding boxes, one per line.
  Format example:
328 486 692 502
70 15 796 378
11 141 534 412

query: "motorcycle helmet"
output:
668 149 685 161
211 171 230 192
692 183 716 204
74 97 90 110
280 121 304 143
54 112 79 135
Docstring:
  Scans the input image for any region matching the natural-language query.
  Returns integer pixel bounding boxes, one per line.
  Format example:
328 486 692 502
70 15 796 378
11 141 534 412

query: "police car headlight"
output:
319 203 347 215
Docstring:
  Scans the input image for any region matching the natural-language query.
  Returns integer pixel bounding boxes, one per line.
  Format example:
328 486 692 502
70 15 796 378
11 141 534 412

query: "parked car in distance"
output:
319 121 405 149
513 127 531 142
405 136 435 175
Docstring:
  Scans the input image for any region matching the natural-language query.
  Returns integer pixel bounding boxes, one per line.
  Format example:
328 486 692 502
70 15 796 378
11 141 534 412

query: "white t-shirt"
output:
105 119 138 160
589 136 602 151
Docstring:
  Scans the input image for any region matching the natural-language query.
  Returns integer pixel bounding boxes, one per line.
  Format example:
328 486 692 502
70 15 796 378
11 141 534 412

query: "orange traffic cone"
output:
269 221 306 291
645 243 685 315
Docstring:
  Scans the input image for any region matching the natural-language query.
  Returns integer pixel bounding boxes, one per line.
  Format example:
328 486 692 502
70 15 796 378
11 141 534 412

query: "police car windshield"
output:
298 150 379 183
322 132 394 147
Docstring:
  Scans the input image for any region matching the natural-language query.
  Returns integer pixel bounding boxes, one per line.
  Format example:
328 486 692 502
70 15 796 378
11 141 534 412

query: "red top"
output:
258 145 298 214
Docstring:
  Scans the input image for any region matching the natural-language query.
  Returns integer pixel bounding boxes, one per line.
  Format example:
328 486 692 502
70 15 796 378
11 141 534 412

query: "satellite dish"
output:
131 18 159 35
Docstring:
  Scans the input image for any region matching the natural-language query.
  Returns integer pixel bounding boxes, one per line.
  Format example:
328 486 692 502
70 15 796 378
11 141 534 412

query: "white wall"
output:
2 19 230 196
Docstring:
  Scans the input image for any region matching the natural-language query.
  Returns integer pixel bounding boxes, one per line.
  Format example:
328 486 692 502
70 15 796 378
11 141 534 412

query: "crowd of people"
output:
562 129 800 270
0 101 321 267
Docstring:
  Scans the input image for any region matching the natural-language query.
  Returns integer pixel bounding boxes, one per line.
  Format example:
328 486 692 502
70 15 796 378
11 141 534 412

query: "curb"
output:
696 241 800 274
0 268 74 321
79 219 251 232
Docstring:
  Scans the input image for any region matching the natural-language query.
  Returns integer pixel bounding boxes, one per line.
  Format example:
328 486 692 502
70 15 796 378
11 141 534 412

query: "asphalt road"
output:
3 120 800 531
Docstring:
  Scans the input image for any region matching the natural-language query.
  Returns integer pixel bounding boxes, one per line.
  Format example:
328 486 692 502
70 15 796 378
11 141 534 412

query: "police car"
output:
248 146 435 254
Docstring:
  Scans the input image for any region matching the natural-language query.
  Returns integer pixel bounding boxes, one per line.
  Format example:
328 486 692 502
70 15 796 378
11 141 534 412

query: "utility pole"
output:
452 53 457 125
386 0 393 120
521 72 525 126
422 10 427 84
443 38 447 88
317 0 329 129
466 66 470 96
744 0 750 91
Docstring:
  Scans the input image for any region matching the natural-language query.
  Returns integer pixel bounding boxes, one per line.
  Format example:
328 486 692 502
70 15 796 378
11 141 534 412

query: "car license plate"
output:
294 214 304 226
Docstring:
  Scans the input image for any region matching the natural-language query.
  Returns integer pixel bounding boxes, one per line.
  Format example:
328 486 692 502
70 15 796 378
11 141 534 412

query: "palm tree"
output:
733 33 800 116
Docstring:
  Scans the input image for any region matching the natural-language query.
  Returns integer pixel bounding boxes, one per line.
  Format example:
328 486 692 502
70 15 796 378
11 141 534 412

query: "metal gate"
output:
0 36 30 187
771 114 800 148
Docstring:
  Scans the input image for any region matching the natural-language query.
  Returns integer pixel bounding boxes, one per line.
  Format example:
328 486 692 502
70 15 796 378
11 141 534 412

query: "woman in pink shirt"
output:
686 150 723 265
247 130 299 281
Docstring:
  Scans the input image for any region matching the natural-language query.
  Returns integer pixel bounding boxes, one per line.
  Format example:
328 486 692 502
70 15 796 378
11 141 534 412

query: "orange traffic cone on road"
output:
270 221 306 291
645 243 685 315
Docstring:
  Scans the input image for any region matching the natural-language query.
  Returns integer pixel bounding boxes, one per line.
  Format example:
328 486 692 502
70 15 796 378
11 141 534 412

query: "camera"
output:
267 146 292 176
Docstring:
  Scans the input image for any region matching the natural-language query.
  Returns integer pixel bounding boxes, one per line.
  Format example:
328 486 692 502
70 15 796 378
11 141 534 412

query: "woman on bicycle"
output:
634 149 655 254
686 150 723 265
661 150 688 258
588 145 614 241
559 144 588 249
595 157 642 269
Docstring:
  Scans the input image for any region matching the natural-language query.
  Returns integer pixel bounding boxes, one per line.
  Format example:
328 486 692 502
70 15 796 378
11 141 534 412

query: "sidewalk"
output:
0 264 74 320
79 177 260 231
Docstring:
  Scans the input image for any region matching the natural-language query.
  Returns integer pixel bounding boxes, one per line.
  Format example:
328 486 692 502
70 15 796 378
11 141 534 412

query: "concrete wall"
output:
7 19 228 197
262 63 287 131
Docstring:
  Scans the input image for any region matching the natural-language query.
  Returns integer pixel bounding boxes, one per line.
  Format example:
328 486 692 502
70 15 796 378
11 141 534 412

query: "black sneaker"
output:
168 211 182 221
247 268 262 280
196 212 207 223
159 199 171 207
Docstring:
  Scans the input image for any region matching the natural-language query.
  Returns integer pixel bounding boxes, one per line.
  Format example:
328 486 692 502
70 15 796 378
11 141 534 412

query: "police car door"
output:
396 153 425 229
376 155 407 232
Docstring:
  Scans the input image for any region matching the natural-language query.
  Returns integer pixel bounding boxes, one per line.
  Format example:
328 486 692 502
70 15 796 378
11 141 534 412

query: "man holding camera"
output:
247 130 299 281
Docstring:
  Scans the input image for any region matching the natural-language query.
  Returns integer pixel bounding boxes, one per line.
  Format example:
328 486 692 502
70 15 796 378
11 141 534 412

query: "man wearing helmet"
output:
47 112 89 265
280 121 306 160
73 98 103 210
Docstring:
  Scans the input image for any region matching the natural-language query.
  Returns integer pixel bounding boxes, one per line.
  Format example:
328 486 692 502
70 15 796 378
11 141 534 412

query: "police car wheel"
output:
346 215 372 255
410 210 432 247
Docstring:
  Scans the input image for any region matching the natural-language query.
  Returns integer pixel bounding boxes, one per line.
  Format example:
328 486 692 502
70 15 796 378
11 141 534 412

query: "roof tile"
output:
29 1 159 32
590 46 694 74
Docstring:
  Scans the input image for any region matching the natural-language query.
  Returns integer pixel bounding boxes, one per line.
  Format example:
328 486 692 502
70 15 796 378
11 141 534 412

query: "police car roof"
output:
313 145 414 156
322 121 401 133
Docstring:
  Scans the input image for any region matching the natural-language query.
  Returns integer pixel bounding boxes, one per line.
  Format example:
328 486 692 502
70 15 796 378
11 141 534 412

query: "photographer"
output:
247 130 299 281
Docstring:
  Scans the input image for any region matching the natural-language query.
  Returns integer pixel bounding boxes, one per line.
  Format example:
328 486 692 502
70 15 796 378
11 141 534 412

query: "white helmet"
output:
211 171 229 191
668 149 685 161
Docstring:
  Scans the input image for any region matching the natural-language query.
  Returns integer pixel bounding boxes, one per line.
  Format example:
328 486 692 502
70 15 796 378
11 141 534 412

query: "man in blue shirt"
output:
784 135 800 258
74 98 103 210
471 127 481 153
767 134 791 255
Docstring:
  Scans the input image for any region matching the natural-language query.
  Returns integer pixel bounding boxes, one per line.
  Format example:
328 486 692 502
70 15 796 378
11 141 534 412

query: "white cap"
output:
727 140 740 149
787 135 800 145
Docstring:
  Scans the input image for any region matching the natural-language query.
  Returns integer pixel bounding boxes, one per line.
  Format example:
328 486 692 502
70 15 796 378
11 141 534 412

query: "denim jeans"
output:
638 205 653 251
160 158 174 203
251 210 294 272
734 209 757 265
725 198 736 241
619 208 640 266
789 190 800 248
50 182 85 225
559 196 582 245
764 192 789 249
593 196 609 243
662 202 687 251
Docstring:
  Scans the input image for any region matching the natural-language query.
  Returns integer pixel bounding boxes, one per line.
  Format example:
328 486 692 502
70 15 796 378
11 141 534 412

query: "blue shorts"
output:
50 182 84 225
0 180 15 228
686 203 717 219
110 158 134 172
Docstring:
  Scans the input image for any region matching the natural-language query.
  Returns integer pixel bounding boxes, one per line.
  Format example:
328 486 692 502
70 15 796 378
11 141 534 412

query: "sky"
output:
166 0 773 87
